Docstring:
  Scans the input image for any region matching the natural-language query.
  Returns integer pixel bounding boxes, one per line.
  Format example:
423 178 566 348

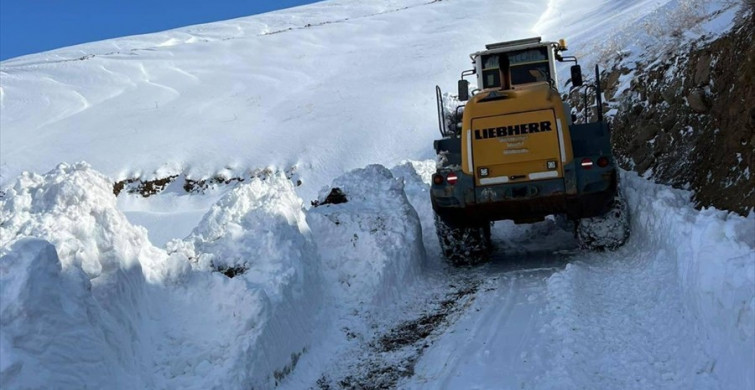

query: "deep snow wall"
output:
0 238 143 389
622 171 755 388
0 163 173 388
0 164 325 389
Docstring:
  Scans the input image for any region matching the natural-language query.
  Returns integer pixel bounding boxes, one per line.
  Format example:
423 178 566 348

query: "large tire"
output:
434 213 492 266
576 191 630 250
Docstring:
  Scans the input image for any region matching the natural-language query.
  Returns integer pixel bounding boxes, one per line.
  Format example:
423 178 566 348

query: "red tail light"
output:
597 157 609 168
432 174 444 185
581 158 593 169
446 173 458 185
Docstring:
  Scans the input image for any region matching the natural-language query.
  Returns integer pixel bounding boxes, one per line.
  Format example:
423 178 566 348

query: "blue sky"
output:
0 0 323 61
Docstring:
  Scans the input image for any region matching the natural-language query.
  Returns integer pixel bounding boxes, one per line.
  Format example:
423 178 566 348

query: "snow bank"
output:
0 164 325 389
307 164 425 308
178 172 320 304
539 171 753 389
0 163 171 388
0 238 141 389
0 162 181 282
172 172 323 387
0 162 428 388
622 171 755 389
390 160 439 259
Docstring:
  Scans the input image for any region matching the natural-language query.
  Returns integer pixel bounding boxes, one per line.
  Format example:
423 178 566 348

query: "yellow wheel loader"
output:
432 37 629 265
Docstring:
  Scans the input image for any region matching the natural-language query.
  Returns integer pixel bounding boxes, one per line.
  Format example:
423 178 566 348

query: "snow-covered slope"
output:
0 0 547 202
1 0 753 389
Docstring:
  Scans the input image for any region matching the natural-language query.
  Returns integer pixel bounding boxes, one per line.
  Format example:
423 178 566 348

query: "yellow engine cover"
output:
461 83 574 186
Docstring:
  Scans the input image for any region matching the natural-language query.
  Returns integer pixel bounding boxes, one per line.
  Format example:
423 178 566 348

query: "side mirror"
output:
570 65 583 87
458 79 469 101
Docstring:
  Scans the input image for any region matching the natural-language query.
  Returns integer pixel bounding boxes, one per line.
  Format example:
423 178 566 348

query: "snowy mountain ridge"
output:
1 0 754 389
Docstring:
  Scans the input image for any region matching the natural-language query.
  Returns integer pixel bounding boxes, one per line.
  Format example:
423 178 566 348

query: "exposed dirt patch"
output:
569 6 754 215
376 312 445 353
215 264 247 278
312 188 348 207
112 166 299 197
273 349 306 386
317 282 479 389
182 176 246 194
113 175 178 197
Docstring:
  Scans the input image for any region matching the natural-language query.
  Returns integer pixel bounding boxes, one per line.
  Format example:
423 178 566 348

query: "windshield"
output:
510 62 550 84
481 46 551 89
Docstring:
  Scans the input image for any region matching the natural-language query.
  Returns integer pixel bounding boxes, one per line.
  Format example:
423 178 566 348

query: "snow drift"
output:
0 164 318 389
622 171 755 389
307 164 425 307
541 171 754 389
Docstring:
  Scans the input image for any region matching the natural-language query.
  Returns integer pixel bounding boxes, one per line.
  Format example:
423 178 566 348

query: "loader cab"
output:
457 36 584 101
467 37 564 93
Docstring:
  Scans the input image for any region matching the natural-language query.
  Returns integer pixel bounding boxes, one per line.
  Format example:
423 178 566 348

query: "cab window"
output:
481 55 501 89
510 62 550 84
481 47 551 88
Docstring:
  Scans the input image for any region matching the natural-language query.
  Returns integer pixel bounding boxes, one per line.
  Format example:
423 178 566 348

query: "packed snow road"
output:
403 251 571 389
306 249 571 390
401 247 718 389
311 229 723 390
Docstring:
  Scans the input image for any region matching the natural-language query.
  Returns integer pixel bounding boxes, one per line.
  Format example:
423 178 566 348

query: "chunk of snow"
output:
307 164 425 307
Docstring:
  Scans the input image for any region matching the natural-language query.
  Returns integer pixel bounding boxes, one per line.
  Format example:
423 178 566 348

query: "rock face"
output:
590 7 754 215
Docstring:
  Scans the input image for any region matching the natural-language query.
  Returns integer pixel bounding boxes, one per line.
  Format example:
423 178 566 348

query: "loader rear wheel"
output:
576 191 630 250
434 213 491 266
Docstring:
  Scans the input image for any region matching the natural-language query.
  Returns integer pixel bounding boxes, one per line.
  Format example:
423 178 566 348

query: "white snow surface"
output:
1 0 753 389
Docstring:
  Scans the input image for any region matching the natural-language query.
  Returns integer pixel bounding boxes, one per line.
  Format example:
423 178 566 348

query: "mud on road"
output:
316 278 481 390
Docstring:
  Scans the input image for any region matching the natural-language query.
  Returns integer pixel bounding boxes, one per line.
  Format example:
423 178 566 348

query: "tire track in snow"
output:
542 249 718 389
314 238 573 390
401 251 571 389
403 239 718 389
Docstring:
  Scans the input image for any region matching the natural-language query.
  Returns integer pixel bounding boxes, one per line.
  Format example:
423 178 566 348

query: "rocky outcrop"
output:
597 6 754 215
